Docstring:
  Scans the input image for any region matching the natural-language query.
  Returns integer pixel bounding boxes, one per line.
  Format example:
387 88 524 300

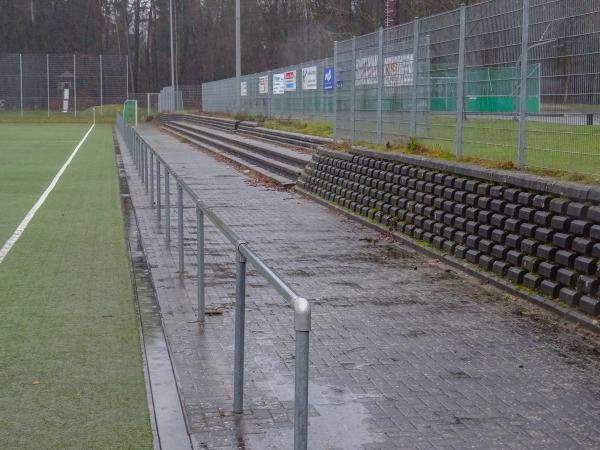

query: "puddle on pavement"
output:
246 370 385 449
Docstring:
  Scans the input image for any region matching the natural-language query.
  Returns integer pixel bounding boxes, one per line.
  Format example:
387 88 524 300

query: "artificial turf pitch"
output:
0 123 152 448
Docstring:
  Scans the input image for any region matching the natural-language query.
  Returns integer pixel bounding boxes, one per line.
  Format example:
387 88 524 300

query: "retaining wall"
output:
298 148 600 318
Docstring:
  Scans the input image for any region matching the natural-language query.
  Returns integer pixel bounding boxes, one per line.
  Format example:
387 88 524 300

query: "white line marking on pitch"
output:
0 124 95 264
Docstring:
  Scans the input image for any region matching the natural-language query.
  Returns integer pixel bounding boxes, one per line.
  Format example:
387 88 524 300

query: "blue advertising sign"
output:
323 66 335 91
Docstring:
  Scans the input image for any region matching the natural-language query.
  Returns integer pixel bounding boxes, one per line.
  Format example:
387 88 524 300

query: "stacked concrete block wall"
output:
298 149 600 318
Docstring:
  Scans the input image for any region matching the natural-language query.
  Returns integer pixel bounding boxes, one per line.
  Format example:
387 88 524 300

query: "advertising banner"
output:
323 66 335 90
384 54 414 87
273 73 285 94
240 81 248 97
258 75 269 94
355 55 378 86
302 66 317 90
284 70 297 91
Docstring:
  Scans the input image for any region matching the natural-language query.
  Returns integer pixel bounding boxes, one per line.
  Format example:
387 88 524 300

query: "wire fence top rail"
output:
117 114 311 450
200 0 600 176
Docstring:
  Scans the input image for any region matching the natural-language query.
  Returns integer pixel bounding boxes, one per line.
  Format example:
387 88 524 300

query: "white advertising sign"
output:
355 55 378 86
384 54 414 87
284 70 297 91
273 73 285 95
302 66 317 90
258 75 269 94
240 81 248 97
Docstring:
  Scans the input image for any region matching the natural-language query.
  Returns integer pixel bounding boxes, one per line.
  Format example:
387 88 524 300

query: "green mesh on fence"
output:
430 65 540 113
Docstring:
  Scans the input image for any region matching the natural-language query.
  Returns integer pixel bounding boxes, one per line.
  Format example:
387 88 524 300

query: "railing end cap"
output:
294 297 311 332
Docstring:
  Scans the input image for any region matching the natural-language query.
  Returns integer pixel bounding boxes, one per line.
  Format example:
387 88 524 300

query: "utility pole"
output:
236 0 241 112
169 0 176 111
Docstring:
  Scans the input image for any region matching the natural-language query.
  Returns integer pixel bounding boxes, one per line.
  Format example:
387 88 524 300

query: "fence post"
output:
455 4 467 158
319 60 324 122
19 53 23 117
235 0 241 114
333 41 338 142
233 247 247 414
126 55 129 100
47 54 50 117
293 298 311 450
351 37 357 142
150 152 155 207
196 207 205 321
268 70 273 118
100 55 103 116
165 171 171 242
410 18 420 137
73 54 77 117
177 183 184 273
156 160 162 221
517 0 530 168
147 92 151 117
377 27 384 145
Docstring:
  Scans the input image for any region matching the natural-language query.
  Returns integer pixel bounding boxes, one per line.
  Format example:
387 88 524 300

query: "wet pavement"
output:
119 125 600 450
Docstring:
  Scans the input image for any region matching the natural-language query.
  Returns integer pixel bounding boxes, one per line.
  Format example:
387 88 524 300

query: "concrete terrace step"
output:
165 113 331 150
169 120 310 168
161 122 300 187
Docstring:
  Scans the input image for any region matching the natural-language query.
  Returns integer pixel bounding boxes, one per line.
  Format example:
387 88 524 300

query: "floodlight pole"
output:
169 0 176 111
236 0 241 113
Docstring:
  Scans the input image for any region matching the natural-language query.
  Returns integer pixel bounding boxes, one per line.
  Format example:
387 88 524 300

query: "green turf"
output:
0 124 152 448
0 104 148 125
417 116 600 175
260 115 600 176
0 124 90 244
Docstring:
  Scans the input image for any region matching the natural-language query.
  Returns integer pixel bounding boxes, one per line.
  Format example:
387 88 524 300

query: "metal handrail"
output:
116 114 310 450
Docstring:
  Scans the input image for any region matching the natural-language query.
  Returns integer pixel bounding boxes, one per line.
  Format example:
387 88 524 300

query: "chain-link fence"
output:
203 57 336 123
202 0 600 175
0 53 128 118
158 85 202 113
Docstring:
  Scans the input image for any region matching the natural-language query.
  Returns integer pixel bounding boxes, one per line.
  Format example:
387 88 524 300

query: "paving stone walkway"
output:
120 125 600 450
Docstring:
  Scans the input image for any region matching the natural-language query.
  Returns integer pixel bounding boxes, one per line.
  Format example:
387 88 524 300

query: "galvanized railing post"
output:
141 142 145 185
294 297 311 450
150 152 155 207
233 247 247 414
177 183 184 272
144 145 149 193
455 4 467 158
196 207 205 321
134 136 138 172
156 160 162 221
165 171 171 242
